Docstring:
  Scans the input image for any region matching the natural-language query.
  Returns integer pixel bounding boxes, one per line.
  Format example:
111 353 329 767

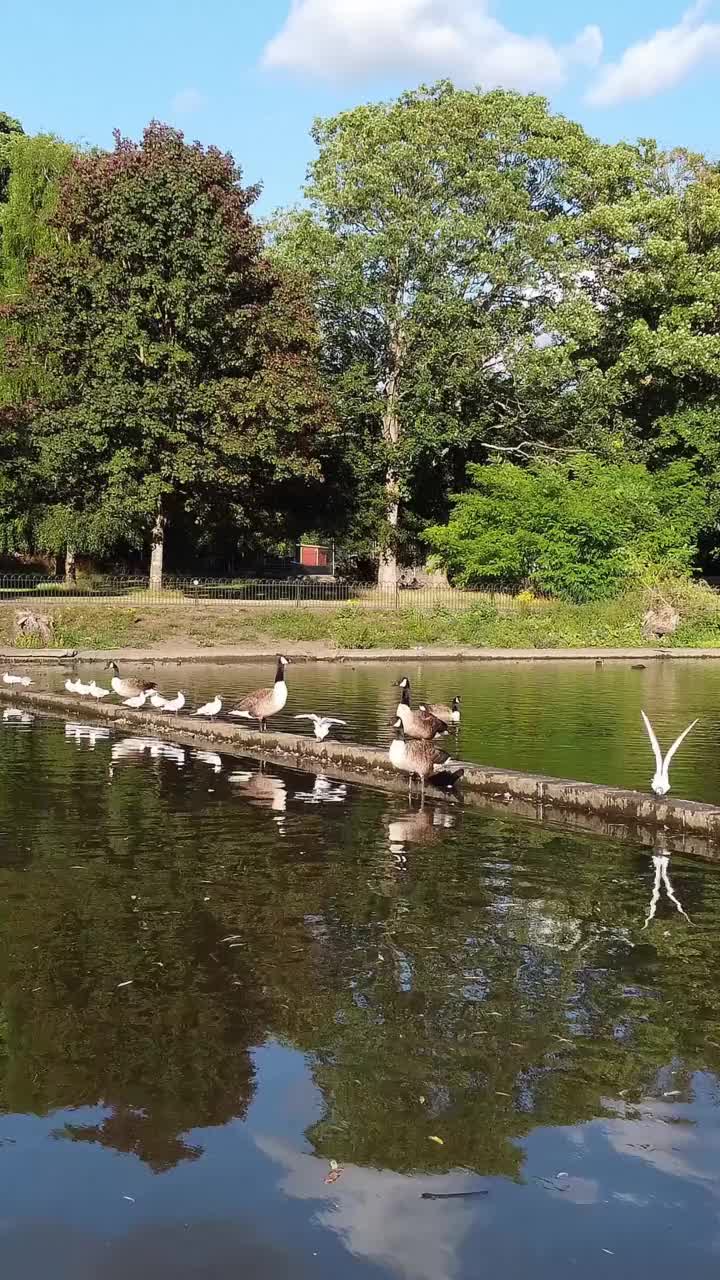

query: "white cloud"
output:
587 2 720 106
171 87 206 114
262 0 602 92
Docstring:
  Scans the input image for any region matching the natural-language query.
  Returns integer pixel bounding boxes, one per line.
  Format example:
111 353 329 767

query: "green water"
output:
42 655 720 801
1 714 720 1277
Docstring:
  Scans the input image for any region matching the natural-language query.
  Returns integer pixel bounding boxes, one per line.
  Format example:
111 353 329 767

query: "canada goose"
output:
388 719 462 800
193 695 222 719
123 690 148 708
2 672 31 686
595 658 604 668
423 695 461 724
105 662 156 700
393 677 448 740
294 713 347 741
631 663 647 671
88 681 110 700
162 691 185 715
229 656 289 732
641 711 697 797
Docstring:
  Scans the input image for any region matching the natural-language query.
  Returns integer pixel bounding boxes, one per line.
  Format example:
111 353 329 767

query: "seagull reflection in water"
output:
294 774 347 805
110 737 186 768
65 721 110 748
643 849 691 928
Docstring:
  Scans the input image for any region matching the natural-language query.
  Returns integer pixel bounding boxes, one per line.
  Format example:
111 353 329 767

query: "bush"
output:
424 454 709 603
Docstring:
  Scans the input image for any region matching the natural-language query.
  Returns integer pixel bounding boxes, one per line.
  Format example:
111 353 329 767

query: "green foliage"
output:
0 132 73 300
0 110 23 204
271 83 653 572
424 454 708 602
13 123 332 572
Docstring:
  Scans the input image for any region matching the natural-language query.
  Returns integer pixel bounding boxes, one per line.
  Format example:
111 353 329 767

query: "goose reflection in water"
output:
388 806 456 857
228 767 287 815
643 849 691 928
65 721 111 748
294 774 347 805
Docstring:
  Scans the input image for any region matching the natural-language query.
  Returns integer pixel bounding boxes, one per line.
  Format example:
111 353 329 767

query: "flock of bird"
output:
0 658 701 800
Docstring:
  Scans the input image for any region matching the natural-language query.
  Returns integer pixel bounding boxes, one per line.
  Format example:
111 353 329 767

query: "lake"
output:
1 708 720 1278
38 655 720 801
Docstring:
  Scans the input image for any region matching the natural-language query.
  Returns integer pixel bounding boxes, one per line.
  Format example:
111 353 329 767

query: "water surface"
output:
1 716 720 1278
38 656 720 801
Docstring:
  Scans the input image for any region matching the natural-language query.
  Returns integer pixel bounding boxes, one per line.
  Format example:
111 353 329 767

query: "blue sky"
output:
5 0 720 213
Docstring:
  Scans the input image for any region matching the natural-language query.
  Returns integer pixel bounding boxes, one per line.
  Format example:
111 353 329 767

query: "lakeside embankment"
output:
4 684 720 859
3 582 720 653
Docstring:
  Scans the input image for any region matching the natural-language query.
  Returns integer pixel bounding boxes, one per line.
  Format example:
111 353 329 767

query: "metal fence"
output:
0 574 550 612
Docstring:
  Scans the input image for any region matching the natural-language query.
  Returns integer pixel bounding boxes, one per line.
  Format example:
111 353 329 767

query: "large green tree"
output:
16 123 331 584
272 82 649 584
0 129 73 561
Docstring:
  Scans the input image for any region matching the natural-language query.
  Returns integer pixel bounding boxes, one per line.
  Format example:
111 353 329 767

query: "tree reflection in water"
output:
0 720 716 1185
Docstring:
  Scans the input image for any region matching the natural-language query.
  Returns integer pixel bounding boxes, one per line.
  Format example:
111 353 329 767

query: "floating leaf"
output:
429 1135 444 1145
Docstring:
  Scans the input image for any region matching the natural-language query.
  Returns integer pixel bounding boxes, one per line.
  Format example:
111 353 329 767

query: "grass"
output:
1 579 720 651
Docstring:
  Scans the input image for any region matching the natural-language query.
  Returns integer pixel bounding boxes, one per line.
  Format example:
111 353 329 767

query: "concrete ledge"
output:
3 686 720 859
3 644 720 665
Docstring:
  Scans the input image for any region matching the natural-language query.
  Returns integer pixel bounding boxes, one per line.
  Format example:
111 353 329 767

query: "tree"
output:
0 111 23 205
272 81 649 584
0 132 73 300
424 453 708 601
17 123 331 586
0 129 72 562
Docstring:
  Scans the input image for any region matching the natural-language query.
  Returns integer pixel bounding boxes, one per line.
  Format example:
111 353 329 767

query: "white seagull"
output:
2 672 31 686
192 695 221 720
88 680 111 700
294 713 347 741
64 678 80 693
74 680 94 696
123 690 148 708
149 692 168 709
641 710 698 797
161 692 185 715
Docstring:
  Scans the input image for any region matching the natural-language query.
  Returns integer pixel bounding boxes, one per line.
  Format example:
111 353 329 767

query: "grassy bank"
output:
3 580 720 651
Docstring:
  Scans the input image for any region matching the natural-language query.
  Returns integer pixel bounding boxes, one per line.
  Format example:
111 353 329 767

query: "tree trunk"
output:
378 324 403 587
149 505 166 592
65 545 77 585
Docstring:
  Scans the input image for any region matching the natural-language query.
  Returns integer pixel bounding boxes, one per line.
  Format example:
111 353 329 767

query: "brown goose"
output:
228 656 289 732
388 720 463 799
105 662 156 700
423 695 461 724
394 677 448 740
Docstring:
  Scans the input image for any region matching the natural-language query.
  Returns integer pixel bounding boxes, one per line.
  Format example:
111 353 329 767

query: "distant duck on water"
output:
393 677 449 740
229 656 289 732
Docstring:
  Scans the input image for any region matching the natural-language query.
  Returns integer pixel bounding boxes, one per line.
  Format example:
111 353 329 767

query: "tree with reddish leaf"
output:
20 123 331 585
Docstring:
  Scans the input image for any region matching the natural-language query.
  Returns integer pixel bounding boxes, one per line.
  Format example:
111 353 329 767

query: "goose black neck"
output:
400 686 411 706
274 659 286 684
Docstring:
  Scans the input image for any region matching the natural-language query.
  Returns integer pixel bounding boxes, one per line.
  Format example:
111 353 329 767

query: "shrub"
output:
424 455 709 603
